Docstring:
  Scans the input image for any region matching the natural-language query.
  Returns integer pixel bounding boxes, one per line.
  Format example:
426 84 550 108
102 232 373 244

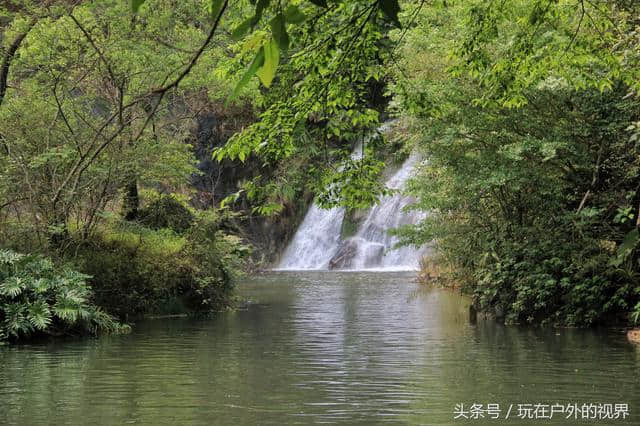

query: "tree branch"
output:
132 0 229 143
0 19 37 107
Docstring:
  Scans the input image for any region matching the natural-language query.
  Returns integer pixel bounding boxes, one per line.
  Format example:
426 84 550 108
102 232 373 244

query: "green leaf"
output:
233 0 270 40
0 277 25 298
27 301 52 331
617 228 639 258
270 13 289 52
308 0 328 8
131 0 146 13
220 190 244 209
232 18 253 40
256 39 280 87
210 0 225 19
379 0 401 27
30 278 50 294
0 249 24 265
231 47 265 99
253 0 270 25
240 31 266 55
284 5 307 24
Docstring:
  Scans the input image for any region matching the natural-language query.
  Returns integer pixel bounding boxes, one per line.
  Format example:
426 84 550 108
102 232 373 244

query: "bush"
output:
76 212 250 319
466 224 638 326
395 37 640 326
137 195 195 234
0 249 123 343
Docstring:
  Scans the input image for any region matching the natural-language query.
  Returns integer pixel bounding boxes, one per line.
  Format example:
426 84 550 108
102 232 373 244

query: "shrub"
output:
0 249 123 343
76 213 250 319
137 195 195 233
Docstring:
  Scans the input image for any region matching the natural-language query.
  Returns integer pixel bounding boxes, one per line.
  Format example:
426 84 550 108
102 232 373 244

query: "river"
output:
1 271 639 425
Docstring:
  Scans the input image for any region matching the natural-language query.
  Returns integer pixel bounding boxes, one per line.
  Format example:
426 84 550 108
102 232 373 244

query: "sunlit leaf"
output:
231 47 265 99
131 0 145 13
256 39 279 87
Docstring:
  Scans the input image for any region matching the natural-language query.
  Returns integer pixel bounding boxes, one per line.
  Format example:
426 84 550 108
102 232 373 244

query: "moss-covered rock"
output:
341 208 367 239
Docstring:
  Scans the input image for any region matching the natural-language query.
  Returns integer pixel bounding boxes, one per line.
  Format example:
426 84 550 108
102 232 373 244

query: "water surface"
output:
1 272 639 425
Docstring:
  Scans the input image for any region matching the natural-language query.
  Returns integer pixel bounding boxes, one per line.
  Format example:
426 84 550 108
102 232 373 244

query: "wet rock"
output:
360 242 384 267
329 240 359 270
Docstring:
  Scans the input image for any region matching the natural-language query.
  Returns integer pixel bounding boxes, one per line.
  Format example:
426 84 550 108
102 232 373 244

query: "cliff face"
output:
190 109 254 206
189 104 310 266
188 80 391 266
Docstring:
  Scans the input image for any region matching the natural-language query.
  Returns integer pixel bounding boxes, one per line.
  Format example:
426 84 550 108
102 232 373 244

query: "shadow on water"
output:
1 271 638 425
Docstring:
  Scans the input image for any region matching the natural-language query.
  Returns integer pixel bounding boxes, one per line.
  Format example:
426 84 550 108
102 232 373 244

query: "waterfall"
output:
278 141 363 270
344 153 428 270
277 132 428 271
277 204 347 270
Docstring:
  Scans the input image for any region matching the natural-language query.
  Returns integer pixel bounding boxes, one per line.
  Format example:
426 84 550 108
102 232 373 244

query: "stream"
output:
1 271 639 425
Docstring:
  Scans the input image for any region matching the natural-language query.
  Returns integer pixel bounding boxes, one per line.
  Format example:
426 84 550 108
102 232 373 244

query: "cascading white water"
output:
277 132 429 271
277 204 346 270
346 153 428 270
277 142 363 270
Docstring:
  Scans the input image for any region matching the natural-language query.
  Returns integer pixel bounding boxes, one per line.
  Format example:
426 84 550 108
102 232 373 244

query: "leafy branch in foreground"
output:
211 0 404 213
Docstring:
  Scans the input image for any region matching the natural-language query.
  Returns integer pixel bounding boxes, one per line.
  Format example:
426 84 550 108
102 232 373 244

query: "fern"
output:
0 250 24 265
29 278 50 294
27 300 52 331
0 277 25 297
0 249 124 342
53 302 79 322
2 303 32 337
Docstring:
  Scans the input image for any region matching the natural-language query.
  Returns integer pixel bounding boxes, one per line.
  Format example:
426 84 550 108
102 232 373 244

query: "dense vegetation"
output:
0 0 261 342
1 0 639 342
0 249 125 341
393 0 640 326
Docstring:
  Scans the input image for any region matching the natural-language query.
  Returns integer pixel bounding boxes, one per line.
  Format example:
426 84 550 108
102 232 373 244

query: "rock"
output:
360 242 384 267
329 240 359 270
469 305 477 324
628 329 640 344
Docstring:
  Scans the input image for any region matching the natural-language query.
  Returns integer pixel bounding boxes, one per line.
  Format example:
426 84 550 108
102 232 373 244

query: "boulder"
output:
329 240 359 270
628 329 640 344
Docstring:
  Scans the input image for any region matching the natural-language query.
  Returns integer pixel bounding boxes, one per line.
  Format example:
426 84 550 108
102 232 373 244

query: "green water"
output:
1 271 639 425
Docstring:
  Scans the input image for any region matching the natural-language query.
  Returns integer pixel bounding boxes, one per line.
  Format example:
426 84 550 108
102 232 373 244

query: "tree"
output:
390 0 640 325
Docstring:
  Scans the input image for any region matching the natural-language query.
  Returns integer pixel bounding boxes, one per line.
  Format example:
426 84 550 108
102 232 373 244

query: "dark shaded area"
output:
188 105 311 265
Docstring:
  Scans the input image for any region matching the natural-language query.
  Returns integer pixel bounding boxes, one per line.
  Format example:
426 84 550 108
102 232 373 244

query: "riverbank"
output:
0 197 251 344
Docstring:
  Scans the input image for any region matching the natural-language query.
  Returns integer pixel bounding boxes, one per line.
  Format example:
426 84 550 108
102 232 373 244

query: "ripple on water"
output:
0 271 639 425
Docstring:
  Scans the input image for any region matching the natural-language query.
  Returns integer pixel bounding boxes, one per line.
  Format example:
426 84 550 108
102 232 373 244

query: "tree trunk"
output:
122 178 139 221
0 19 36 107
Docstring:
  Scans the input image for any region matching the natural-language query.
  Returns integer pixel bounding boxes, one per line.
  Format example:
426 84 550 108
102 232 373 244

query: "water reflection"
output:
0 271 638 425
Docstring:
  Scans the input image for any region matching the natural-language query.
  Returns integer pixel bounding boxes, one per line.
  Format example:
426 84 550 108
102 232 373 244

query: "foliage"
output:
0 0 227 244
138 195 195 233
392 1 640 326
455 0 640 108
3 0 637 336
0 0 259 335
0 249 123 343
76 211 250 318
213 0 400 213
